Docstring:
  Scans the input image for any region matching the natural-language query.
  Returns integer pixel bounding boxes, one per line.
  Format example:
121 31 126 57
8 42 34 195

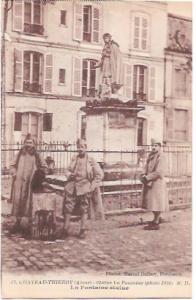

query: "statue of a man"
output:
96 33 123 97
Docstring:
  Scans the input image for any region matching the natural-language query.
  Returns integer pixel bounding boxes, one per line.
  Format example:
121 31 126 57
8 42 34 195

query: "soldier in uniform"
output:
63 139 104 239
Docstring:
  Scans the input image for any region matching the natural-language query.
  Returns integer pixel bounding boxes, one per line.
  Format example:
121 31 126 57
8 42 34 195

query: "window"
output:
81 115 87 139
73 3 101 43
132 13 149 51
13 0 44 35
43 113 53 131
174 109 188 141
18 112 40 141
174 68 191 97
24 0 43 34
137 118 147 146
14 112 22 131
82 59 97 97
133 65 148 101
14 49 53 94
60 10 67 26
23 51 42 93
59 69 66 85
83 6 92 42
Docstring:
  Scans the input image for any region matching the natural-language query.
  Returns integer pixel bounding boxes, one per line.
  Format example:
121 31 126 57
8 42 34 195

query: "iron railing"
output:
1 142 192 210
1 142 192 177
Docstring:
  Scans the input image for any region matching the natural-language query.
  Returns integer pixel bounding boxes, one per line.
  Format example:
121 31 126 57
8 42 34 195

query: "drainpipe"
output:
1 0 13 169
163 51 167 145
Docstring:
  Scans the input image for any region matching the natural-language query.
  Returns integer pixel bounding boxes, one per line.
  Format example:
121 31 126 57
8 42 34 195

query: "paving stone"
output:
23 251 31 257
52 258 64 264
63 246 70 251
34 261 45 269
42 250 52 255
28 248 40 254
29 256 37 262
23 260 33 268
4 261 18 268
1 208 192 274
78 240 88 245
45 262 56 267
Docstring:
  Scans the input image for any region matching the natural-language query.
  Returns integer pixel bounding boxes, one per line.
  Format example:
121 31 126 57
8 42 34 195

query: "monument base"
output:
81 99 145 163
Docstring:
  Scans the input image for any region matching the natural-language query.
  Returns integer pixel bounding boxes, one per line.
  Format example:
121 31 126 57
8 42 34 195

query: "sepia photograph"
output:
1 0 192 298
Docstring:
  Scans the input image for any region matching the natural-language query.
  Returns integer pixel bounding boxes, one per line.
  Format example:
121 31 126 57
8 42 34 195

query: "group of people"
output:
9 133 169 239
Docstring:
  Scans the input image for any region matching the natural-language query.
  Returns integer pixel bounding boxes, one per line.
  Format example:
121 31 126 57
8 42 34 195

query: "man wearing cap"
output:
63 139 104 239
10 134 47 236
140 139 169 230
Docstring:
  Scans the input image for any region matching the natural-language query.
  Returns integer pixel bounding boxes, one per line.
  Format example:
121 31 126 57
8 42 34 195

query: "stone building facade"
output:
3 0 171 155
164 13 192 146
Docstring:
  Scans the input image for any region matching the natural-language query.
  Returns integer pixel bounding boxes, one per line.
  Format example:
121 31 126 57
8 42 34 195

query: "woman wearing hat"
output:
140 140 169 230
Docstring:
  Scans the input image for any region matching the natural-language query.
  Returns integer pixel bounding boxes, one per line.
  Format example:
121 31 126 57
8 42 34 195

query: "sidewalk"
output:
1 202 192 275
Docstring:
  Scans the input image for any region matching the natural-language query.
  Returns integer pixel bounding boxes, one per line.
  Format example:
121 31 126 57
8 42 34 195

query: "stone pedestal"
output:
81 99 145 163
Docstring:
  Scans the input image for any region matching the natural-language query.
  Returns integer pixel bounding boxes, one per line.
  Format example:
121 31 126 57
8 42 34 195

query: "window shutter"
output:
167 108 174 140
44 54 53 94
73 2 83 41
141 17 148 50
149 66 156 101
13 0 24 32
14 112 22 131
43 113 53 131
123 64 132 99
92 6 100 43
133 16 140 49
14 48 23 92
95 67 101 92
72 57 82 97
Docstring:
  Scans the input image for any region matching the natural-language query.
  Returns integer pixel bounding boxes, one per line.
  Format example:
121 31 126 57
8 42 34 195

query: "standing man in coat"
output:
140 140 169 230
63 139 104 239
10 134 47 236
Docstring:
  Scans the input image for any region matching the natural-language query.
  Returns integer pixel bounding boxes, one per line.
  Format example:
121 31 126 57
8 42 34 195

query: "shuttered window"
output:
133 65 148 101
13 0 43 35
131 12 149 51
82 59 97 97
174 68 191 98
73 3 101 43
23 51 42 93
14 49 53 94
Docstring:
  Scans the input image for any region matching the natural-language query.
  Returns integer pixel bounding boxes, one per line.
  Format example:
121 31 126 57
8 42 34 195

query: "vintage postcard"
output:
1 0 192 299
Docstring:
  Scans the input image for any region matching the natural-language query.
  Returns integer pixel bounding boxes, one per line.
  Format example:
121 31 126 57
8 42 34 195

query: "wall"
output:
6 94 85 144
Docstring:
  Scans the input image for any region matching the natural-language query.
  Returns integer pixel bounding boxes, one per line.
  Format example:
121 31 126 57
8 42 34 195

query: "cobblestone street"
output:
2 205 192 275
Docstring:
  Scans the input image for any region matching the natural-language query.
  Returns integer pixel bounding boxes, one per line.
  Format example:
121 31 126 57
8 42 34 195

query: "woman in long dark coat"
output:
140 141 169 230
